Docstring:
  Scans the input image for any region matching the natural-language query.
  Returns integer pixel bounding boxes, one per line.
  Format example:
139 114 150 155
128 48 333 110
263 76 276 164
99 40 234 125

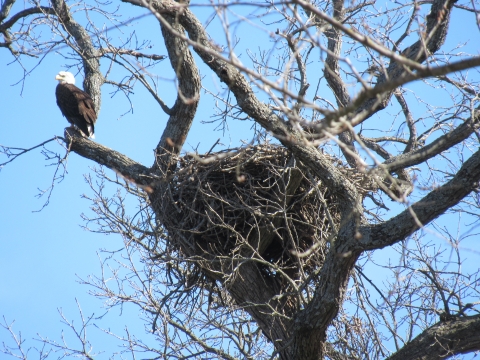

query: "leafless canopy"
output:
2 0 480 358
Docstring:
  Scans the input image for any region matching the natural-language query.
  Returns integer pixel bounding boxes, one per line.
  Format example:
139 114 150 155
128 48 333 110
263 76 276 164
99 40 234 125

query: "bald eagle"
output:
55 71 97 138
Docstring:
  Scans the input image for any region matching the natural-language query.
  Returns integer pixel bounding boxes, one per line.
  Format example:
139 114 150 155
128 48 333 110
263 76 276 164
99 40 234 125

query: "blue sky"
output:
1 0 480 357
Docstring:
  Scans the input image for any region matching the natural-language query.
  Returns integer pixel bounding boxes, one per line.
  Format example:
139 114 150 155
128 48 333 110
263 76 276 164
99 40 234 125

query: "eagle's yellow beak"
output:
55 75 62 80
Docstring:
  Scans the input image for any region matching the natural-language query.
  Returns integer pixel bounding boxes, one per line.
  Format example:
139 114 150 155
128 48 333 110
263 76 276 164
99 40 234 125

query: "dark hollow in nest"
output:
155 144 371 284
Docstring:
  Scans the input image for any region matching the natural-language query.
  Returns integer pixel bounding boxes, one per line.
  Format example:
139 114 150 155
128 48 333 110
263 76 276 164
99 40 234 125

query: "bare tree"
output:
2 0 480 358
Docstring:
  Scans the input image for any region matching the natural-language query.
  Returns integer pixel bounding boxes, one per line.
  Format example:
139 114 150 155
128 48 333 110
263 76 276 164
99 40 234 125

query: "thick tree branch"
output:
153 10 200 172
387 315 480 360
345 57 480 128
382 108 480 173
322 0 362 169
223 260 294 357
65 129 153 186
361 147 480 251
0 0 15 23
292 244 361 359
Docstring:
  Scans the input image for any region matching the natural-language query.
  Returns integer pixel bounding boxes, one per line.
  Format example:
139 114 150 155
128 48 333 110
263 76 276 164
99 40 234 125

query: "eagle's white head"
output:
55 71 76 85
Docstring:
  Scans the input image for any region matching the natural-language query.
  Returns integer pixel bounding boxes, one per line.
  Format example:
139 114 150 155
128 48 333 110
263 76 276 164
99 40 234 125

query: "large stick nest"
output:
153 144 375 285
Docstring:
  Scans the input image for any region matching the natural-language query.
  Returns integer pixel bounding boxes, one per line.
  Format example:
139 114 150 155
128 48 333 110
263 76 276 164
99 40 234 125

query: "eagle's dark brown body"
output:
55 75 97 138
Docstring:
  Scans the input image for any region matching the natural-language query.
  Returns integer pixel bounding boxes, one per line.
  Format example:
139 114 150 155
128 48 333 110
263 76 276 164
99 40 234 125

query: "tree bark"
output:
153 11 200 172
387 315 480 360
361 148 480 251
65 129 153 186
383 108 480 173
